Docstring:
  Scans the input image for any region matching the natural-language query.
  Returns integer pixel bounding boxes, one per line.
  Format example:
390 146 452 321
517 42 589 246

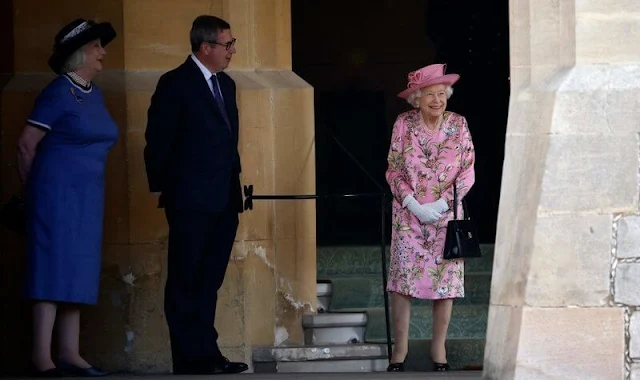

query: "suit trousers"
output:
163 196 239 367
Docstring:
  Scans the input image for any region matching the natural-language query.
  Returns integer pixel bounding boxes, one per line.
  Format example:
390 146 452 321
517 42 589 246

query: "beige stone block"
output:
617 215 640 259
526 214 611 307
131 348 171 373
238 200 274 242
576 16 640 64
576 0 640 13
215 258 245 348
515 307 625 380
508 0 531 68
236 126 275 241
509 65 532 92
529 0 575 69
550 66 613 134
632 363 640 380
506 89 557 134
274 238 297 293
483 304 522 380
294 121 316 196
13 0 125 72
295 199 316 240
253 0 292 69
273 125 299 195
243 240 276 269
615 263 640 305
607 65 640 133
274 201 296 240
294 236 317 311
101 244 129 272
491 135 549 306
631 312 640 359
122 0 217 70
128 243 166 283
124 90 154 133
539 135 638 213
127 130 168 244
275 292 305 345
236 88 272 129
230 241 246 260
229 70 271 91
128 274 171 372
531 65 572 86
243 241 277 346
82 258 130 370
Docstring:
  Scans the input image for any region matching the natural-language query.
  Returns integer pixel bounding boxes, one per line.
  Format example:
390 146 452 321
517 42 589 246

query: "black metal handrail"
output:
242 123 393 362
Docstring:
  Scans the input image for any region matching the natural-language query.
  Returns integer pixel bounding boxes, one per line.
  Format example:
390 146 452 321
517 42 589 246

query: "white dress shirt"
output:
190 54 224 102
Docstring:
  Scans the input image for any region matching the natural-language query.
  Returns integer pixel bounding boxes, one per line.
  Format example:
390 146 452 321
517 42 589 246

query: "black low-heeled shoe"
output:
57 361 109 377
386 361 406 372
433 362 450 371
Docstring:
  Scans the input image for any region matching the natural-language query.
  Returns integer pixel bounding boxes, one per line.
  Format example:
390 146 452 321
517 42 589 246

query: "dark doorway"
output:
292 0 510 246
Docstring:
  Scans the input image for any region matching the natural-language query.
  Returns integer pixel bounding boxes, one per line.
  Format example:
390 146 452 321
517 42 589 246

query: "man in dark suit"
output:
144 15 247 375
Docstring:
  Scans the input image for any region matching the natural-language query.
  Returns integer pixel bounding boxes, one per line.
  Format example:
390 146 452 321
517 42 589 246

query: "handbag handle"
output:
452 182 470 221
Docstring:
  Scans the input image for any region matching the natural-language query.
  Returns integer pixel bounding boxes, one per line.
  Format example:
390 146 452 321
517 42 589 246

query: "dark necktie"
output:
210 74 230 128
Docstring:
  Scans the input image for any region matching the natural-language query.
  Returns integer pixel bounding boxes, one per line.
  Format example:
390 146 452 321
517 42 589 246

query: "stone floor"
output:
10 372 482 379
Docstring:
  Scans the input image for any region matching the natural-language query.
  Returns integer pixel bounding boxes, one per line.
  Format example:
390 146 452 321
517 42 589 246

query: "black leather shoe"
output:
211 356 249 374
173 357 249 375
57 361 109 377
433 362 450 371
386 361 406 372
31 368 66 378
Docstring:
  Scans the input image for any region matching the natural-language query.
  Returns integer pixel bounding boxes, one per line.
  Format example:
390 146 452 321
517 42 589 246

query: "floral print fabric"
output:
385 110 475 299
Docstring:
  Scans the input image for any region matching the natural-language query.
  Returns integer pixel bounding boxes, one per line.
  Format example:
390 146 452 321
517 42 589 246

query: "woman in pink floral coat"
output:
385 64 475 372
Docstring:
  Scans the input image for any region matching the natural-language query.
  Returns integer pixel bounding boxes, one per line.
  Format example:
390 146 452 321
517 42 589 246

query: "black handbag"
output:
443 183 481 260
0 195 27 235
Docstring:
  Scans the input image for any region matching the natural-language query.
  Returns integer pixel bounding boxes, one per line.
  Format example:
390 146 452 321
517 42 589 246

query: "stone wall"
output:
485 0 640 379
0 0 316 374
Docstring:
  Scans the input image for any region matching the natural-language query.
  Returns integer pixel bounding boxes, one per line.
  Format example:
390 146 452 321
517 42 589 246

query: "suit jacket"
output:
144 56 243 213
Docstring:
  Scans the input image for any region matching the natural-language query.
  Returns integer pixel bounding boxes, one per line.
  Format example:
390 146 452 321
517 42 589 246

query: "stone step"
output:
321 272 491 310
316 282 332 313
252 339 484 372
317 244 494 278
252 343 388 373
363 305 489 341
302 312 367 345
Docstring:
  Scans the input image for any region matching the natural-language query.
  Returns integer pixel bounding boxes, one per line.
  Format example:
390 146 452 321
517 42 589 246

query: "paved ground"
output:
8 372 482 379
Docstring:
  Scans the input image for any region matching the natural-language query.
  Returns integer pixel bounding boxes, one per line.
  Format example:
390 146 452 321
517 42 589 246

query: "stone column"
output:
0 0 315 373
485 1 639 379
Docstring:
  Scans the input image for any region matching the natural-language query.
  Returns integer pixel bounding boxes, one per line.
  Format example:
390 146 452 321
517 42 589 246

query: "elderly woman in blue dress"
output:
16 19 118 377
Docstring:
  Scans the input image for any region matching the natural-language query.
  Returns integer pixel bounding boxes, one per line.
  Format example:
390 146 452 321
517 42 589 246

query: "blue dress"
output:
24 75 118 305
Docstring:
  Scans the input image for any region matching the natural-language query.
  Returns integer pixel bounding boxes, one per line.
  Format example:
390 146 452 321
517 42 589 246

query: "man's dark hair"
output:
190 15 231 52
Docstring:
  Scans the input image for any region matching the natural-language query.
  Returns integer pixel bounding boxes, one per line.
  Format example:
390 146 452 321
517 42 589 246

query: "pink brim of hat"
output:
397 73 460 99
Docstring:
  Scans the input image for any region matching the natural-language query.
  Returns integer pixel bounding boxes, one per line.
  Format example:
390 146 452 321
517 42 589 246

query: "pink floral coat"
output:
385 110 475 300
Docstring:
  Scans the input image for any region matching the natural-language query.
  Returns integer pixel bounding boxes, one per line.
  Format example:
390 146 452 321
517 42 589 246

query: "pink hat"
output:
397 63 460 99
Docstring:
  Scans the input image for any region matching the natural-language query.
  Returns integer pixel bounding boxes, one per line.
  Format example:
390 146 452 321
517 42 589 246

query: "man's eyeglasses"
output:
206 38 236 51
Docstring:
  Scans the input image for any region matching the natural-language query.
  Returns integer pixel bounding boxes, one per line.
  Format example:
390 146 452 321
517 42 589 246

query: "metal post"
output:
380 194 392 361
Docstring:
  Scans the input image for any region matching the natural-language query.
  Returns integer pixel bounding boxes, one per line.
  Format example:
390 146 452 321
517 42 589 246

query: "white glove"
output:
431 198 450 213
403 195 443 224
